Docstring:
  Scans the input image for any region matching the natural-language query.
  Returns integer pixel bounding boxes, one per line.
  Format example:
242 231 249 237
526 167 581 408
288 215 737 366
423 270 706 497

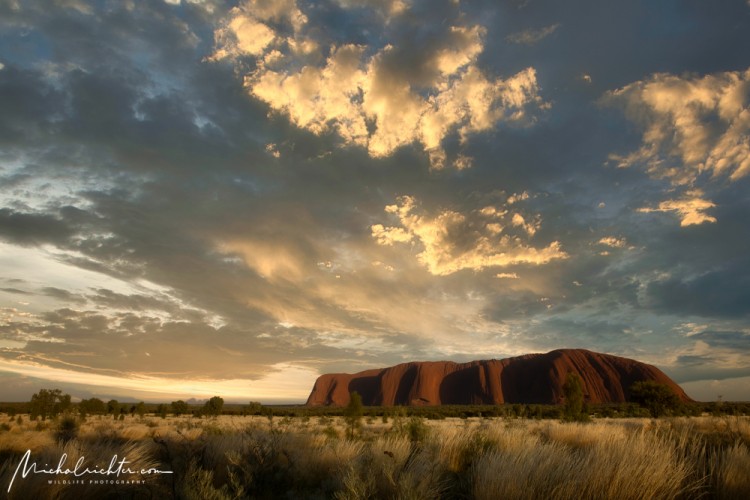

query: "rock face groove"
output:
305 348 691 406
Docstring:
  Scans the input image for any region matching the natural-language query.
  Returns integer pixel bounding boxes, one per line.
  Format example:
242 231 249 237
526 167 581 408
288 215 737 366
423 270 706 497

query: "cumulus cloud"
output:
212 11 277 58
371 195 567 276
209 0 544 169
605 67 749 227
3 0 748 401
638 190 717 226
598 236 628 248
251 44 370 147
208 0 309 60
606 67 750 184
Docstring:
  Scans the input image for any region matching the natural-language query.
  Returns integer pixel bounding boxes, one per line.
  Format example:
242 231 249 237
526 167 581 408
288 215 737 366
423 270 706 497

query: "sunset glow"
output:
1 0 749 403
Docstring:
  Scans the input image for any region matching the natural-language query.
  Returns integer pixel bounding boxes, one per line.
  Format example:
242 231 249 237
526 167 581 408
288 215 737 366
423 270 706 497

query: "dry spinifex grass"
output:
0 414 748 499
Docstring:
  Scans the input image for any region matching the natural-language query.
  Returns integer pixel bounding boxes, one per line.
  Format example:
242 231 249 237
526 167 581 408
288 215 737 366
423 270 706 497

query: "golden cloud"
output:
209 0 544 169
606 67 750 184
637 190 717 227
371 195 567 276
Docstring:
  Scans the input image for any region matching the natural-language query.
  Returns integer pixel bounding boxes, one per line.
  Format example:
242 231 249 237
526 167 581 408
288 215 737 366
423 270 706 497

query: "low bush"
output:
54 415 79 444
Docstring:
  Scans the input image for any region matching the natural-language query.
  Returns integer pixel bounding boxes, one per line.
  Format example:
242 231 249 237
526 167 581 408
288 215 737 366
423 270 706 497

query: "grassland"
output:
0 412 749 499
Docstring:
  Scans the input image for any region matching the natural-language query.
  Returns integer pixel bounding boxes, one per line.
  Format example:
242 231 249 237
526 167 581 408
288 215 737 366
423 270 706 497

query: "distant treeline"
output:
233 401 750 420
1 399 749 419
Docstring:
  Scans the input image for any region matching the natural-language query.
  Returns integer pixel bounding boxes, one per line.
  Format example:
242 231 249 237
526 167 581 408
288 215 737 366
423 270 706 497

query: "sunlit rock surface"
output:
306 349 691 406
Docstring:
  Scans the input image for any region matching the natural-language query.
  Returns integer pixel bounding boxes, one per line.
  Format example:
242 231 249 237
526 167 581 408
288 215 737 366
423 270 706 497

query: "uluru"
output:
306 348 691 406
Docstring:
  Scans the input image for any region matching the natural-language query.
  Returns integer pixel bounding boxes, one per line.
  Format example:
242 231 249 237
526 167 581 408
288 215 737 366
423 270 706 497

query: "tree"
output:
157 404 168 419
135 401 147 418
630 381 680 418
246 401 263 415
344 391 363 439
562 372 589 422
30 389 71 420
203 396 224 417
56 393 72 416
79 398 106 415
171 400 188 416
107 400 120 416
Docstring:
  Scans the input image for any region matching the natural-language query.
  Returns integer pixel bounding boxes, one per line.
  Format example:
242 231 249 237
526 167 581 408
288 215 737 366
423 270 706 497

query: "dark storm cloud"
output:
0 66 65 146
534 317 635 346
0 209 74 245
669 359 750 385
0 0 259 173
473 0 750 88
690 330 750 352
646 267 750 319
632 184 750 318
675 355 711 367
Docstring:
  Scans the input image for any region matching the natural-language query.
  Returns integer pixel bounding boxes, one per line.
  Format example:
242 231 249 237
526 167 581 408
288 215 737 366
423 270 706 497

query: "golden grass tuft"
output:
715 442 750 500
0 414 748 498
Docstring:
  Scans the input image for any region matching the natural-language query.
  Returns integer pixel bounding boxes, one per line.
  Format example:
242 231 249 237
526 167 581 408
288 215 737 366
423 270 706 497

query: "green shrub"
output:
202 396 224 417
630 381 681 418
562 372 590 422
344 392 363 439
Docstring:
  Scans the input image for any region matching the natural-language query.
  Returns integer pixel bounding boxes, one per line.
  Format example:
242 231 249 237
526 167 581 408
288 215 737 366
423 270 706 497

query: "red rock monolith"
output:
305 349 691 406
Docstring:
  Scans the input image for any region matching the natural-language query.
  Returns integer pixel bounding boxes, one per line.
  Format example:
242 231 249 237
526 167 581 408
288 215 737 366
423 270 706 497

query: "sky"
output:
0 0 749 403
